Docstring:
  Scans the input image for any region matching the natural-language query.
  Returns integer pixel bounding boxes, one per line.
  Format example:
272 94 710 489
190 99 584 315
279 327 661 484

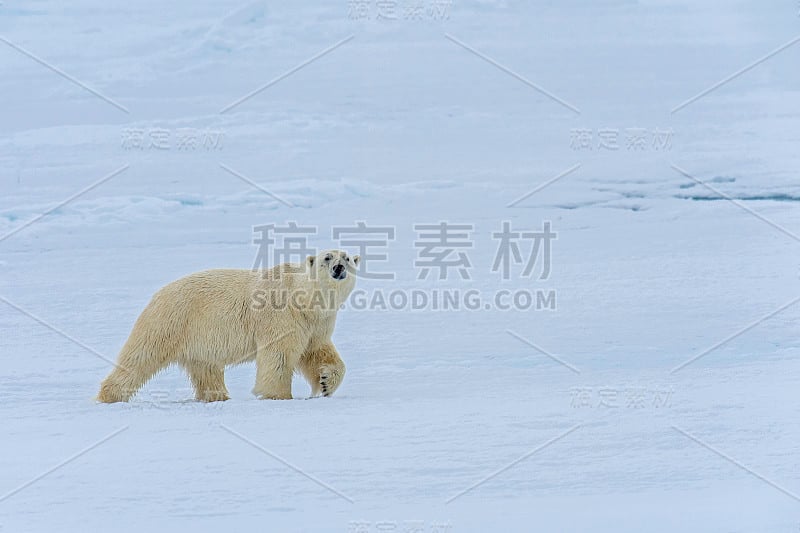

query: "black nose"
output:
333 264 345 276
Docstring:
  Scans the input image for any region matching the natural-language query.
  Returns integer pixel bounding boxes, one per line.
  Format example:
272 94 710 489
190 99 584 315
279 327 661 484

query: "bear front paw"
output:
318 365 343 397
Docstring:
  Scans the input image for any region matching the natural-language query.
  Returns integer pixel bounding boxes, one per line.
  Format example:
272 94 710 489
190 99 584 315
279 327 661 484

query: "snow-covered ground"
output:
1 1 799 531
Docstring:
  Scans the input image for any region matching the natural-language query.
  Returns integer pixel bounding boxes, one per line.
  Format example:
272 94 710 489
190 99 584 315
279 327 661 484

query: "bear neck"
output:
291 272 353 317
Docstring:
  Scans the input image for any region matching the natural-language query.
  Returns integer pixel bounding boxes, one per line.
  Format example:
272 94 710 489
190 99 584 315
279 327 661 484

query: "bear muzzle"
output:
332 264 346 280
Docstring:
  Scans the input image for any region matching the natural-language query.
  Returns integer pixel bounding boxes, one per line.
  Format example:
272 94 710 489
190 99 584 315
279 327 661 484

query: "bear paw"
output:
318 365 342 397
197 390 230 403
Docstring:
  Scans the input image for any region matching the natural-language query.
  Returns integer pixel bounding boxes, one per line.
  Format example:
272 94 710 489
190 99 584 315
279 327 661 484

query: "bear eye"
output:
324 254 332 262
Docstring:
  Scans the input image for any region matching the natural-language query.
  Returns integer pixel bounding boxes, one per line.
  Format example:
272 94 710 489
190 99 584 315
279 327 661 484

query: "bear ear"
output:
307 255 315 268
353 255 361 266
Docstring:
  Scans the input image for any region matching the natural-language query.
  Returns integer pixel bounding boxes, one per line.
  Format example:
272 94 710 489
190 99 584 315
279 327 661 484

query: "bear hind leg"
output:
97 349 168 403
185 362 229 402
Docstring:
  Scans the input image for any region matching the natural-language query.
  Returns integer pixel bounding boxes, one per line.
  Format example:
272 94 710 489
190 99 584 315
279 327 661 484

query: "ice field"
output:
1 1 799 531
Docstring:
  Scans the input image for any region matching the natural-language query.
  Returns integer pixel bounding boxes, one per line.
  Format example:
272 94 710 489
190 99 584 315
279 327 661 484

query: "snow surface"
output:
1 1 800 531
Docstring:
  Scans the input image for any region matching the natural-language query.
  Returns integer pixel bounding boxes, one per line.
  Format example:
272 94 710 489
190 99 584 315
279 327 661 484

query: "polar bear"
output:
97 250 359 403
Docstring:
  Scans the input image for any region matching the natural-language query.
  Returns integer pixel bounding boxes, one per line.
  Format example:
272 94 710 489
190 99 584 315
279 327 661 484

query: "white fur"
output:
97 250 359 402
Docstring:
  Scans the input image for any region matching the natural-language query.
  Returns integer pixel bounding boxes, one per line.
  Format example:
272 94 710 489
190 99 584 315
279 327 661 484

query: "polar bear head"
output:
304 250 360 310
306 249 360 283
